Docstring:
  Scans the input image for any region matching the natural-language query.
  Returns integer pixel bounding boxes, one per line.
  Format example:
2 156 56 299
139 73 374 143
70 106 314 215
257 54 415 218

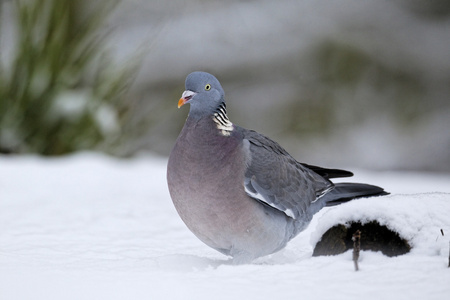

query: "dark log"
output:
313 221 411 257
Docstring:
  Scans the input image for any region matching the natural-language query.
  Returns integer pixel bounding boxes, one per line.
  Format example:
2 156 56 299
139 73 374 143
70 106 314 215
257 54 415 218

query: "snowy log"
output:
310 193 450 259
313 221 411 257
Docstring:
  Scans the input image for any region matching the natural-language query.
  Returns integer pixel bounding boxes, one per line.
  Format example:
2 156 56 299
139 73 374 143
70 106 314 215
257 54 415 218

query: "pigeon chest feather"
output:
167 118 247 213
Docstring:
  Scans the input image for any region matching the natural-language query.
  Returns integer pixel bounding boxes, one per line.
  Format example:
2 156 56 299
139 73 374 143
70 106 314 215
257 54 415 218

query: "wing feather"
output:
240 128 334 219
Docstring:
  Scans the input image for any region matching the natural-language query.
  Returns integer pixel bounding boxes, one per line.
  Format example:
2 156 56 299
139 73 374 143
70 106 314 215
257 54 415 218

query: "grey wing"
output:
241 129 334 219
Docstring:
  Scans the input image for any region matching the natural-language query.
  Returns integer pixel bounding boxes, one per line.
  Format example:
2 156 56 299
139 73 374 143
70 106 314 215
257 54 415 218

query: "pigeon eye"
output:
205 84 211 91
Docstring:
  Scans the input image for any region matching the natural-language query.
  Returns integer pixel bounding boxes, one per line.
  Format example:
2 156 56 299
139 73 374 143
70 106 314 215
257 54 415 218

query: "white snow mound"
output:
311 193 450 256
1 153 450 300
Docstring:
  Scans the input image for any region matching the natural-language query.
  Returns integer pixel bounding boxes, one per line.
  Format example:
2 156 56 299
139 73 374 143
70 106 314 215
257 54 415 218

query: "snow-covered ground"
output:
1 153 449 300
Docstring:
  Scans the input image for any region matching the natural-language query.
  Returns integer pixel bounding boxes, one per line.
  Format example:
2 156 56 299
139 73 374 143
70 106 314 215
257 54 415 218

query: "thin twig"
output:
441 229 449 268
352 230 361 271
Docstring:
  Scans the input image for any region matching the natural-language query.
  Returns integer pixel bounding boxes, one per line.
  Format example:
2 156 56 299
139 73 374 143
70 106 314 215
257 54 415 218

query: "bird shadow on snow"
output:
154 254 231 271
154 249 309 272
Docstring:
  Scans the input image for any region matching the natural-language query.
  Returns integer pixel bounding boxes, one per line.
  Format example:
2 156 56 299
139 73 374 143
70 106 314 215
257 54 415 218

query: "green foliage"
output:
0 0 139 155
282 39 427 137
313 40 426 125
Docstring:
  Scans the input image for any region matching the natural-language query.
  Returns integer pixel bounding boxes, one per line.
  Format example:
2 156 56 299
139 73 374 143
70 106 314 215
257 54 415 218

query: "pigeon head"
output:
178 71 225 118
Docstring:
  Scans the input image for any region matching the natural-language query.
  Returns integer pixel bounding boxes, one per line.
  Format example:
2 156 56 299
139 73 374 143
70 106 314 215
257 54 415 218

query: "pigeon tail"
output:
322 183 389 207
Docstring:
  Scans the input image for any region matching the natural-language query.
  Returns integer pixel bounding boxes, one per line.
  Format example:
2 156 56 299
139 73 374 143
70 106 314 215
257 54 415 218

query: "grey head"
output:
178 71 225 119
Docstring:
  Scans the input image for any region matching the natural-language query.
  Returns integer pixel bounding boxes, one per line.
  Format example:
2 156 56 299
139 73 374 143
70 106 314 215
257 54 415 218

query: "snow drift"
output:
1 153 449 300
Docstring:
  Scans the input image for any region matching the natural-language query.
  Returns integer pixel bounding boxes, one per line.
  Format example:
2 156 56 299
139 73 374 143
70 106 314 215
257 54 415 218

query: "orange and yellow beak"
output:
178 90 196 108
178 98 186 108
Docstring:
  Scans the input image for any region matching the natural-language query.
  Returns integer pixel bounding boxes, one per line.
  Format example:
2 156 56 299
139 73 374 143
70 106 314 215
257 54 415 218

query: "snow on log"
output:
311 193 450 258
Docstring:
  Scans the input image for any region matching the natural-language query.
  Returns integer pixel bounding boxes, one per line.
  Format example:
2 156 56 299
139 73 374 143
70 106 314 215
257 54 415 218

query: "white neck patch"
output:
213 103 233 136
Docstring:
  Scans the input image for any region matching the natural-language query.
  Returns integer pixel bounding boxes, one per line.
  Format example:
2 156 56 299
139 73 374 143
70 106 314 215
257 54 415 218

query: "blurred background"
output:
1 0 449 172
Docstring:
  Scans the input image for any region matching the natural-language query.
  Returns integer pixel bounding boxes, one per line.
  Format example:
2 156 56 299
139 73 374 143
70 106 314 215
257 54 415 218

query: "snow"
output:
50 90 90 121
1 153 449 300
311 193 450 256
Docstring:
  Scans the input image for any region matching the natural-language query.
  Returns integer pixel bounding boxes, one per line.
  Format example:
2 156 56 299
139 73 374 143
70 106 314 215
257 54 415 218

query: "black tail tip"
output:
325 183 389 207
